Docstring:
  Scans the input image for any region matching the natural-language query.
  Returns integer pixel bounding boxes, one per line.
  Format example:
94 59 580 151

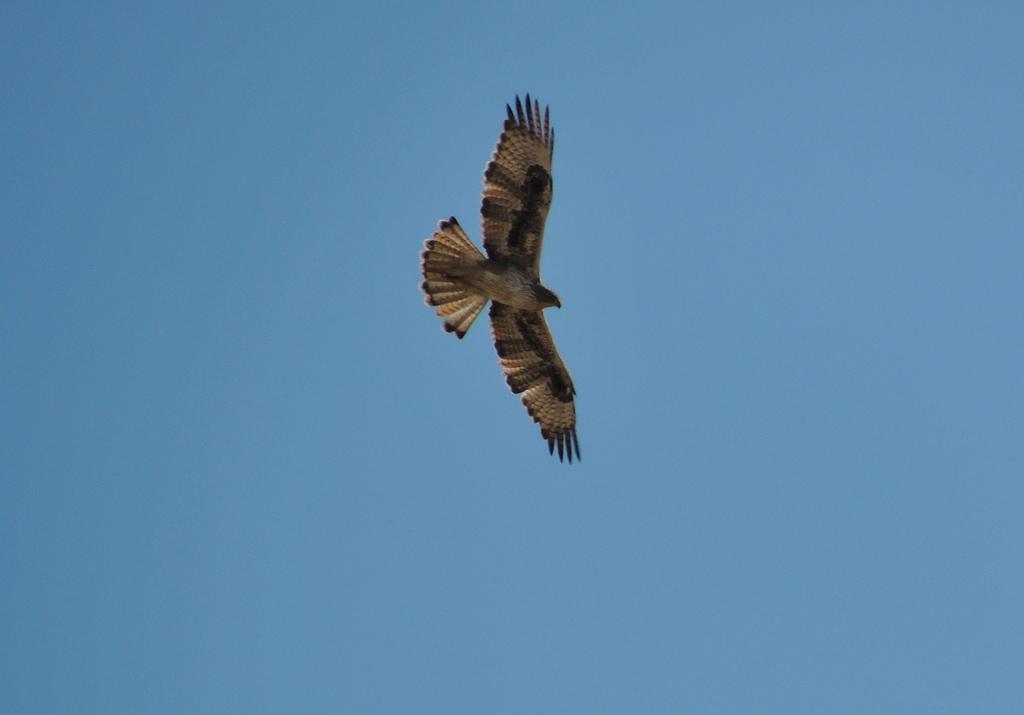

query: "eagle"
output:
420 95 580 463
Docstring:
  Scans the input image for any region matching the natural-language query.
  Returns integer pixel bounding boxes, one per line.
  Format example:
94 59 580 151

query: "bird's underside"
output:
420 95 579 463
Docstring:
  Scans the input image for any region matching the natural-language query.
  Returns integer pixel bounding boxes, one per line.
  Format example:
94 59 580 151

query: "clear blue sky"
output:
4 1 1023 712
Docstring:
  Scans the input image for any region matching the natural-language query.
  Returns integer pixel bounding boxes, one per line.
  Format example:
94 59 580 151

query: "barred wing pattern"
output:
420 94 579 463
481 94 554 276
490 302 579 463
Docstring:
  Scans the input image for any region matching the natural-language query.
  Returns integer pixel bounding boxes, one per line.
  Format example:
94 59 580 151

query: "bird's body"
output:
420 95 580 462
462 261 559 311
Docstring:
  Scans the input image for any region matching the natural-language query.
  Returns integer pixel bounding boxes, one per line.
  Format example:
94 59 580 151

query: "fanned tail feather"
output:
420 217 488 338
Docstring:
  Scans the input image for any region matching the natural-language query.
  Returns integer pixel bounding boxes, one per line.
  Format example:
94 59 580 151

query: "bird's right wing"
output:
481 94 554 277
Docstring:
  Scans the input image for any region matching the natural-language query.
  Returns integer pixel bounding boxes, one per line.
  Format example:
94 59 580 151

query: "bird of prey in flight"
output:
420 95 580 463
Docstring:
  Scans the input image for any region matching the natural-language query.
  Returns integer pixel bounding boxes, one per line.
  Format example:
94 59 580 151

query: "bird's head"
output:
534 284 562 309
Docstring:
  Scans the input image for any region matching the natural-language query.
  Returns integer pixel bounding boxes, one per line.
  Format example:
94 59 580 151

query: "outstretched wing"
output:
490 302 579 463
481 94 554 277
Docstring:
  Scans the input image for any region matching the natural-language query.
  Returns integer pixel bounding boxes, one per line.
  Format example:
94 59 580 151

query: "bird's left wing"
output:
481 94 554 277
490 302 579 462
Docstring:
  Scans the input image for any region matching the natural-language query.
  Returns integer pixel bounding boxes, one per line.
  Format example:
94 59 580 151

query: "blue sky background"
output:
4 1 1023 712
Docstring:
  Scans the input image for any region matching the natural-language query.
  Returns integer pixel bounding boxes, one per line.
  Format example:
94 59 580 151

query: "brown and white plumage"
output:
482 95 554 274
420 94 580 463
489 302 578 462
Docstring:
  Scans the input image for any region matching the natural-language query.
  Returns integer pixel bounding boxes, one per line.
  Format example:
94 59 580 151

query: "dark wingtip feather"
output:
515 95 525 125
544 429 579 464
